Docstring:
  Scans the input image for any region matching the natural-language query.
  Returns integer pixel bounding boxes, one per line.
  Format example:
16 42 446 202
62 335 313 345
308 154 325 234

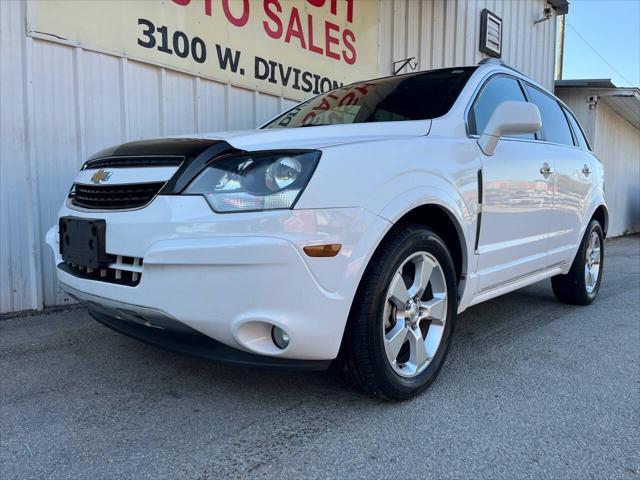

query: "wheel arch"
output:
376 192 472 302
565 201 608 270
337 199 470 369
592 204 609 238
392 204 467 293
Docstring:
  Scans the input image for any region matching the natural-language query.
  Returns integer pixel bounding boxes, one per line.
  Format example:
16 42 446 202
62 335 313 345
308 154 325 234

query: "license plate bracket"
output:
59 217 108 269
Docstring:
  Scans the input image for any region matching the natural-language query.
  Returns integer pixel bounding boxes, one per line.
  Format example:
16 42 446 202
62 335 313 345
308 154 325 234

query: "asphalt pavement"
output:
1 235 638 480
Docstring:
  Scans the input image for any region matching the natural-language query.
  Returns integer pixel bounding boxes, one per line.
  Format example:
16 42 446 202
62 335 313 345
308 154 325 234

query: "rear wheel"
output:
340 225 458 400
551 219 604 305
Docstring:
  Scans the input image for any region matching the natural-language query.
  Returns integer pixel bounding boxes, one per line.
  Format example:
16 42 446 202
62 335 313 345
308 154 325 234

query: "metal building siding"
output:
0 2 295 313
1 0 558 313
593 102 640 237
378 0 557 90
0 0 41 313
558 88 640 237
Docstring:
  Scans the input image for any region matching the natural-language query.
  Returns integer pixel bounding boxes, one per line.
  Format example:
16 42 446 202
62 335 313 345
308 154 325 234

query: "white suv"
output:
47 59 607 400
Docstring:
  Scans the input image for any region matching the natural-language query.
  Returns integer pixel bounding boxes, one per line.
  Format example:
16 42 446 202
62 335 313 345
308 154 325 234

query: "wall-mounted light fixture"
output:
534 7 553 25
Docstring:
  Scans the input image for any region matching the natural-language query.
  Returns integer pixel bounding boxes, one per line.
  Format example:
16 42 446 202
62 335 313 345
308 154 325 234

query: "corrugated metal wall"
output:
557 88 640 237
378 0 557 89
1 0 41 314
1 0 558 313
0 0 298 313
594 102 640 236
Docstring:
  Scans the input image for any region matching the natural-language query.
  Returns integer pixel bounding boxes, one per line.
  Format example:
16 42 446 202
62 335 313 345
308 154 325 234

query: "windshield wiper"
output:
296 123 332 128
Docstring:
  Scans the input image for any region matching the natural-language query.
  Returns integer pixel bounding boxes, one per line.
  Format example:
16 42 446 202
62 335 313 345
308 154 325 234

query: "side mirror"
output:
477 101 542 156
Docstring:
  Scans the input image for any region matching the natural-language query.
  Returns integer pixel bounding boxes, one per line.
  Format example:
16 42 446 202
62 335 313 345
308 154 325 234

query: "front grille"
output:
59 254 143 287
84 156 184 169
70 182 164 210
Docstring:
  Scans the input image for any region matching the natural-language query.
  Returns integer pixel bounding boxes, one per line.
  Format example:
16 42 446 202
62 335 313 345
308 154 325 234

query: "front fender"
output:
377 186 477 313
377 186 473 242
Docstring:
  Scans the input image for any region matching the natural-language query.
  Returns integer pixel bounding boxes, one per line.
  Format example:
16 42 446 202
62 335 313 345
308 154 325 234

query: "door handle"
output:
582 164 592 176
539 163 553 177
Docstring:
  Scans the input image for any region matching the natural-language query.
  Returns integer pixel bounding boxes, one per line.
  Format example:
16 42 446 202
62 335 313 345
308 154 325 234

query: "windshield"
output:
263 67 476 129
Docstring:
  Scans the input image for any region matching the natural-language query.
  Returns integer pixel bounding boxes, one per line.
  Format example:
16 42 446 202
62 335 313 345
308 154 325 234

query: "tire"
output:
339 224 458 400
551 219 604 305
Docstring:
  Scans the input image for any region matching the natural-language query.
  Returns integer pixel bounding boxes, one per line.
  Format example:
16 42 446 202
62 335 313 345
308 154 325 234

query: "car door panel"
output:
520 87 593 268
547 146 593 266
467 74 553 293
476 139 554 291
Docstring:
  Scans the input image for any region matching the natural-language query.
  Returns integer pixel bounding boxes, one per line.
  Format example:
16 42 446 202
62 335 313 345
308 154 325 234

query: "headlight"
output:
184 150 320 212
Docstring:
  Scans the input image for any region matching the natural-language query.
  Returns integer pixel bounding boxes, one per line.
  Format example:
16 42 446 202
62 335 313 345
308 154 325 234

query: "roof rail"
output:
477 58 505 66
477 57 530 79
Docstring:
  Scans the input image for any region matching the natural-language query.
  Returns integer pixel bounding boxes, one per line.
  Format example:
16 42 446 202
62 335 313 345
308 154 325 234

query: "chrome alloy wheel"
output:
382 251 448 378
585 231 601 294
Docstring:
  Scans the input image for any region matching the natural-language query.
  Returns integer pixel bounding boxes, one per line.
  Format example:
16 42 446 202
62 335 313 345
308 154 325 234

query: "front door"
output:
476 139 554 291
467 74 554 292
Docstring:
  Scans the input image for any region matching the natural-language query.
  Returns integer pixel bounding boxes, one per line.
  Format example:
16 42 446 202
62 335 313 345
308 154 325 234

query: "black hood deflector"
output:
87 138 241 194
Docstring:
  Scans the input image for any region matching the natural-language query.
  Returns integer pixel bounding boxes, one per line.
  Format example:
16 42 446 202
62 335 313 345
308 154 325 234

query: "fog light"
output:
271 326 290 350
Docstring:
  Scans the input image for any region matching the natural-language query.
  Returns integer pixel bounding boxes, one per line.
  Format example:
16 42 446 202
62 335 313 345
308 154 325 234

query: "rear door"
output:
469 75 554 292
523 84 592 267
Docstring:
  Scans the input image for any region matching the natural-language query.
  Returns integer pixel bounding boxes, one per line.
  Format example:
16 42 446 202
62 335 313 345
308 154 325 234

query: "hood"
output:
174 120 431 151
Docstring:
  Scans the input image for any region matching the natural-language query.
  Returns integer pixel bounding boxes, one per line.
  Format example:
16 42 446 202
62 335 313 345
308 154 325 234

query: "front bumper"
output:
46 195 391 361
87 303 331 371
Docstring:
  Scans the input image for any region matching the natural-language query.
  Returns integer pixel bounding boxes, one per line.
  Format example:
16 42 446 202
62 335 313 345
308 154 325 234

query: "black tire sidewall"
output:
370 228 458 398
581 220 604 301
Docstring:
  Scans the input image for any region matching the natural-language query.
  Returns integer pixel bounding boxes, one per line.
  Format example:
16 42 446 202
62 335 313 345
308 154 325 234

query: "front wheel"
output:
340 224 458 400
551 219 604 305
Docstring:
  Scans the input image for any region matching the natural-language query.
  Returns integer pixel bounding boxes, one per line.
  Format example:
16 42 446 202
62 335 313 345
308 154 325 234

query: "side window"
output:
468 75 534 139
524 85 574 146
563 107 590 150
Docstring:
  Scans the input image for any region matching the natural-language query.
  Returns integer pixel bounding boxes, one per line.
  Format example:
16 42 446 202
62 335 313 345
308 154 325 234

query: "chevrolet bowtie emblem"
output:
91 169 113 184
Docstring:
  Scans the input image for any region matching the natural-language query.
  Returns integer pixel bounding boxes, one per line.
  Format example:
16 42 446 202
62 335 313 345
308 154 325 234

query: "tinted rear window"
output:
524 84 574 146
263 67 476 128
